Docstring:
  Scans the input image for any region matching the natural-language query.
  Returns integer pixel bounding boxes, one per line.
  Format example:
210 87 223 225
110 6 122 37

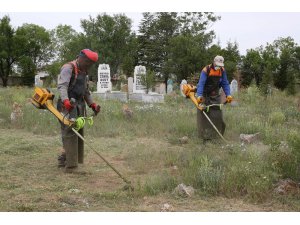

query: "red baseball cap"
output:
80 49 98 62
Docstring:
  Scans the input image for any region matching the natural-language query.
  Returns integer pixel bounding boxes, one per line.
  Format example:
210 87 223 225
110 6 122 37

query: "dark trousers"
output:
58 100 86 168
197 95 226 140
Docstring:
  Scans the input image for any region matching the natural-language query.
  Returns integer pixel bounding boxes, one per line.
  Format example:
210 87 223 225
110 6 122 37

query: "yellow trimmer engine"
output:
31 87 54 109
182 84 205 111
31 87 74 126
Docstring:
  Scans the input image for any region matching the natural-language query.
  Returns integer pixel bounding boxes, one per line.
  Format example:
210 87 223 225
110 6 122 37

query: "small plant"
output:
140 70 156 94
268 111 286 125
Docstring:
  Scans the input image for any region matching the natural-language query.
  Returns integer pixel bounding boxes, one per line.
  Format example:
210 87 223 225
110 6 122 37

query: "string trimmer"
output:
30 87 133 190
181 84 228 142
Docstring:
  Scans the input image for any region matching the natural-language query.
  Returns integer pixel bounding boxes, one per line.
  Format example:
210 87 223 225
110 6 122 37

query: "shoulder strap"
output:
206 64 224 76
68 61 79 90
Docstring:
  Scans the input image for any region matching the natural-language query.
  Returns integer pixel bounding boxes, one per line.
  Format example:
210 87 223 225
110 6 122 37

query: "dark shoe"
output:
58 154 66 168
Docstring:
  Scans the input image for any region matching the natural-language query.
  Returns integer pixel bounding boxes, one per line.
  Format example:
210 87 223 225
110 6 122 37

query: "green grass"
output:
0 86 300 211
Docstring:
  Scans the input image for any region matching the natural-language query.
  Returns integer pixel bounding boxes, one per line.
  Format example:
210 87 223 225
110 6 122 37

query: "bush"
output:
268 111 286 125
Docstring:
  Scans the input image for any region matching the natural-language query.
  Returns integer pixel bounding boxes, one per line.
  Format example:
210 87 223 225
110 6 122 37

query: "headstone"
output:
97 64 112 93
128 77 133 94
167 78 173 94
180 79 187 96
133 66 146 93
34 75 43 87
159 83 166 95
230 79 238 95
267 84 272 96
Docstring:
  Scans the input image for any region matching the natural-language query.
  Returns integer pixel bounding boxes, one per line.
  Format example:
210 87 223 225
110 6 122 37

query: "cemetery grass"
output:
0 87 300 211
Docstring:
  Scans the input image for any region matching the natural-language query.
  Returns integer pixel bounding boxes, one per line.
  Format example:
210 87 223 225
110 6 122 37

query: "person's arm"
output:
196 69 208 97
220 69 231 96
57 64 72 101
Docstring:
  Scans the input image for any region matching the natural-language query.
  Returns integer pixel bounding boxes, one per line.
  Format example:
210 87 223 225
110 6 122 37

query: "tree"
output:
121 34 138 76
0 16 52 86
259 62 273 96
50 24 78 61
138 12 219 84
221 41 241 81
80 13 134 79
15 23 52 85
272 37 297 90
140 70 156 94
240 49 264 87
0 16 19 87
138 12 179 78
167 34 209 81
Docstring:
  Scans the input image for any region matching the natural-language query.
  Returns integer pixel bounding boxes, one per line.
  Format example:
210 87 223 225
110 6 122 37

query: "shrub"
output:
268 111 286 125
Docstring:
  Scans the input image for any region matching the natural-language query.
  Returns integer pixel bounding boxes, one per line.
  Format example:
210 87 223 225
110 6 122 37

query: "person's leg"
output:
62 125 78 169
62 105 79 171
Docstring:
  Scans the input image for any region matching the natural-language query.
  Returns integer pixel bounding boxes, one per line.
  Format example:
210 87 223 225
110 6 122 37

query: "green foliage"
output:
143 174 178 195
268 111 286 125
181 154 223 194
50 24 78 61
80 13 135 78
240 49 264 87
242 37 300 94
282 130 300 178
259 63 273 96
221 41 241 81
286 67 297 95
44 61 61 86
0 16 20 87
140 70 156 93
0 16 52 87
138 12 219 82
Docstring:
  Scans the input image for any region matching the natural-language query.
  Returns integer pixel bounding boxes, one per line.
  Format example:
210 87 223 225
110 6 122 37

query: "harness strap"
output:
68 61 79 91
206 64 223 76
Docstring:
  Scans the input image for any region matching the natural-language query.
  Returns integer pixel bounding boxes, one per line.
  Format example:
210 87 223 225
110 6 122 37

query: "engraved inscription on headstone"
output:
97 64 112 93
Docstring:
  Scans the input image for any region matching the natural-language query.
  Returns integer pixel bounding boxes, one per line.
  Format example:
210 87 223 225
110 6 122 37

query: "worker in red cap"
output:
56 49 101 173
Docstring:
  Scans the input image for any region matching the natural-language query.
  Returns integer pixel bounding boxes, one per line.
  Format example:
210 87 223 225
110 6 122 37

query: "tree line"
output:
0 13 299 94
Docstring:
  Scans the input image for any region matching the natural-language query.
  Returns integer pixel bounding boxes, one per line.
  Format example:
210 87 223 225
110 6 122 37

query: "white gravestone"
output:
34 75 43 87
128 77 133 94
133 66 146 93
230 79 238 95
97 64 112 93
180 79 187 96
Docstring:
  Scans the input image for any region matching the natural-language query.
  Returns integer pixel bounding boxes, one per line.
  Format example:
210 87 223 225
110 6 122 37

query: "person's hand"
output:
90 103 101 116
226 95 233 103
63 99 73 112
197 96 204 104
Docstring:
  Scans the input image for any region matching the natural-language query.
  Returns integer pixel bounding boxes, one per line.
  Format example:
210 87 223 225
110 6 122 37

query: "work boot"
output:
57 153 66 168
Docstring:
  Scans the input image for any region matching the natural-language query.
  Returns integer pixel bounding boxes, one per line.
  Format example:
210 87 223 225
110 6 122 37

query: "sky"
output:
2 0 300 56
1 12 300 56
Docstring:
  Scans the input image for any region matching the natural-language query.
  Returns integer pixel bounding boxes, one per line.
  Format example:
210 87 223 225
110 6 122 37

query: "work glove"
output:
90 103 101 116
63 99 73 112
196 96 204 104
226 95 233 103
